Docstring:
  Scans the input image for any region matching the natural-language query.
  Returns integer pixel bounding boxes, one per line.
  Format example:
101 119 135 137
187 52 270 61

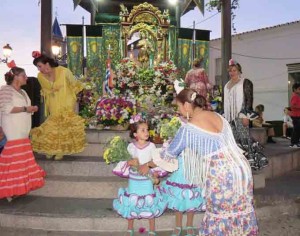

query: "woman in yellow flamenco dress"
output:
31 53 86 160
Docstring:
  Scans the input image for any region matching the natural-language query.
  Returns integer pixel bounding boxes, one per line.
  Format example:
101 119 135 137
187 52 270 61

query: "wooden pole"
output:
41 0 52 56
221 0 232 88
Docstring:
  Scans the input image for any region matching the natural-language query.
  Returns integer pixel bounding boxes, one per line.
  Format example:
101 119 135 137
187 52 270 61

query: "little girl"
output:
157 116 205 236
113 120 167 236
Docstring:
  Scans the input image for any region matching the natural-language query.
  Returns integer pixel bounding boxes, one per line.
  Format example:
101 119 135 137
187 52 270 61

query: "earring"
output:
186 112 189 120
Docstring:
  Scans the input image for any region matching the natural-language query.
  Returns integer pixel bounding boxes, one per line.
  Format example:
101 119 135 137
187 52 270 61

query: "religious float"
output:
66 1 211 142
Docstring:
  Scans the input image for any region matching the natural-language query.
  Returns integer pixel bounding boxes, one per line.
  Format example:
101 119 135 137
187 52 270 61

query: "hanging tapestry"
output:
66 25 83 76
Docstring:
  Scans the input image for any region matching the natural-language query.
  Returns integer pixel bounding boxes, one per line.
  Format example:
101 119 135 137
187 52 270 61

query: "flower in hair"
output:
229 59 237 66
129 114 142 124
32 51 41 58
174 79 185 94
191 92 197 102
7 60 16 69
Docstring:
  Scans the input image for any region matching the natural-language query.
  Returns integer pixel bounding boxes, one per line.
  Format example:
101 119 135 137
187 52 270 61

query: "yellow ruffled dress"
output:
31 66 86 156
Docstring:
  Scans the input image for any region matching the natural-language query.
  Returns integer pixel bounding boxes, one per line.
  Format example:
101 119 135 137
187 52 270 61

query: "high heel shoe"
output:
184 226 197 236
148 231 157 236
125 229 134 236
171 227 182 236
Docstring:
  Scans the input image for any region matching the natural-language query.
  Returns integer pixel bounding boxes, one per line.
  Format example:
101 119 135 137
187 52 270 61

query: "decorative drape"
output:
177 28 210 77
66 25 83 77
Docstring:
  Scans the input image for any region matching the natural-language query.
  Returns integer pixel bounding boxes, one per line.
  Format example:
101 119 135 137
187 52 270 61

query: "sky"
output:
0 0 300 86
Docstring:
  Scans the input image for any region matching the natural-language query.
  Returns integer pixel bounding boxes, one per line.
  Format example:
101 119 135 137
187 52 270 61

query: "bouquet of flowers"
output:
159 116 182 141
95 96 135 126
115 58 139 94
103 136 165 182
154 60 178 84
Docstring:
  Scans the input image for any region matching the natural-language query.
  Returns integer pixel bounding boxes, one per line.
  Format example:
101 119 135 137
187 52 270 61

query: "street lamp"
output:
0 44 13 63
51 42 67 63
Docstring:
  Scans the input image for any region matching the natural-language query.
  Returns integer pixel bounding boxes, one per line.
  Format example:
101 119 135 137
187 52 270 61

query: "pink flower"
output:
138 227 146 233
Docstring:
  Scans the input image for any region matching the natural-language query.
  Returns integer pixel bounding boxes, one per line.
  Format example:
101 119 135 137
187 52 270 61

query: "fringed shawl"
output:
224 78 244 122
163 115 252 197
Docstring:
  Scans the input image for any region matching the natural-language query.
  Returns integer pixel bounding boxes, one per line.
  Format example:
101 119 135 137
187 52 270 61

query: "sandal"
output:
125 229 134 236
171 227 182 236
148 231 157 235
184 226 197 236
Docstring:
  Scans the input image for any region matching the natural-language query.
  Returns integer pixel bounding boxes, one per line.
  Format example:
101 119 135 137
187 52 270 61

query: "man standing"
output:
289 83 300 148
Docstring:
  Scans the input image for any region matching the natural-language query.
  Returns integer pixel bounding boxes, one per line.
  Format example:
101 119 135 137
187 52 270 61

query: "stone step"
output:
31 176 127 199
36 155 115 177
85 129 131 144
0 196 298 232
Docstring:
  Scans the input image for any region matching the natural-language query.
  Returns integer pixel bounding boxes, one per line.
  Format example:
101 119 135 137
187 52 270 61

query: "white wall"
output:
209 22 300 120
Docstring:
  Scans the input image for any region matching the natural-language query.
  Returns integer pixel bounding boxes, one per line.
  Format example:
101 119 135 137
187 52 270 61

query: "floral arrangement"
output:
159 116 182 141
115 58 139 94
76 75 100 126
154 60 178 83
103 136 131 164
95 96 135 126
148 109 176 139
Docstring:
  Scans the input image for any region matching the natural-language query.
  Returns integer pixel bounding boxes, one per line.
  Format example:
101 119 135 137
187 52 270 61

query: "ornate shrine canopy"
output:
75 0 205 24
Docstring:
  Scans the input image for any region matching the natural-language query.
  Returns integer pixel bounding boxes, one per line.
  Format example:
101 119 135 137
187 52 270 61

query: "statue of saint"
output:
137 31 154 68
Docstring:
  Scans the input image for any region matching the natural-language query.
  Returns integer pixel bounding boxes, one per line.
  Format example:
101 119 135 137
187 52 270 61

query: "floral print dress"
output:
163 117 258 235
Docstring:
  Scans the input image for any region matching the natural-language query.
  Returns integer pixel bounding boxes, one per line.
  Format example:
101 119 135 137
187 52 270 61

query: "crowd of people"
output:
0 54 299 236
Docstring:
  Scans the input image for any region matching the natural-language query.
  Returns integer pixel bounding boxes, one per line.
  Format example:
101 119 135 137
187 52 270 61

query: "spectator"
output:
252 104 276 143
289 83 300 148
282 107 293 139
21 76 42 128
185 58 211 99
0 66 45 201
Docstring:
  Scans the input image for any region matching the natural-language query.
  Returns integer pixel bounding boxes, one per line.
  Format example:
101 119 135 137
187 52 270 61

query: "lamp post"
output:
0 44 13 63
51 42 67 65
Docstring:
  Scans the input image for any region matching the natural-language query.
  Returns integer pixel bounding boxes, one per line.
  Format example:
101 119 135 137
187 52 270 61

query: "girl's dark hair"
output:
228 63 242 74
176 89 207 109
4 67 25 85
129 121 148 139
33 54 59 67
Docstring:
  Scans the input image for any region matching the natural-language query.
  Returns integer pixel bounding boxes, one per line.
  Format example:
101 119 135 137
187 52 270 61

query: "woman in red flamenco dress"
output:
0 65 45 201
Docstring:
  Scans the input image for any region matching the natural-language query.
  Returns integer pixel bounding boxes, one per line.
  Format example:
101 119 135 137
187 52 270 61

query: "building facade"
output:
209 20 300 120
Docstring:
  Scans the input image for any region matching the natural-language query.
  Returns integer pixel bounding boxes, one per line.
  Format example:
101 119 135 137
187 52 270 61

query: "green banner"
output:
178 38 193 77
67 36 83 76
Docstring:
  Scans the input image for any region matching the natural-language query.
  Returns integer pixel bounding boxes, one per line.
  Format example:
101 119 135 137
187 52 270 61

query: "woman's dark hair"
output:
228 63 242 74
129 121 148 139
4 67 25 85
33 54 59 68
176 89 207 109
193 58 203 68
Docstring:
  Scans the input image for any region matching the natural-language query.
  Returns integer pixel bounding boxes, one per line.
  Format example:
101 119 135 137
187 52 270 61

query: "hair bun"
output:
32 51 41 58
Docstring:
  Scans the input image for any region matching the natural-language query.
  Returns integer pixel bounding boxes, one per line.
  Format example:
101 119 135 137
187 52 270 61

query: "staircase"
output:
0 130 300 235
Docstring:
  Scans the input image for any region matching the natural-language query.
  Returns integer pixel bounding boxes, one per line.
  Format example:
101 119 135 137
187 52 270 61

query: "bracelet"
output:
23 106 27 112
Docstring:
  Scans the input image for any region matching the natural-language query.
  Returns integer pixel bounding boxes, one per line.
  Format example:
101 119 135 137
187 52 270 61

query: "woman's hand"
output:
242 118 249 127
27 106 38 113
138 163 150 175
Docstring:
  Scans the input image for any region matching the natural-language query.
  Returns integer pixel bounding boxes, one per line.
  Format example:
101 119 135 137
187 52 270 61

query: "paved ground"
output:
1 170 299 236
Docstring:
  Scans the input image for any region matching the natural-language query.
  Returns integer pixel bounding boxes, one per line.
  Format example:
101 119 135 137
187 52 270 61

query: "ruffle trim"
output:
0 138 46 198
159 180 205 212
30 111 86 155
113 187 167 219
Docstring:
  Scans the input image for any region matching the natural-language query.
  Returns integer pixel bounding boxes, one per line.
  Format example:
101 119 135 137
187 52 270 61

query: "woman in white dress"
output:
0 66 45 201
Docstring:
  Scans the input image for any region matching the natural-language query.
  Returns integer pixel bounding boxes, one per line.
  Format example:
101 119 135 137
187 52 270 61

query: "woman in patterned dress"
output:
140 89 258 235
0 67 45 201
185 58 211 98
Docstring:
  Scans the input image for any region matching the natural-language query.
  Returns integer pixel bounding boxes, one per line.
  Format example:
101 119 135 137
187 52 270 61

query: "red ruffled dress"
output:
0 85 45 199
